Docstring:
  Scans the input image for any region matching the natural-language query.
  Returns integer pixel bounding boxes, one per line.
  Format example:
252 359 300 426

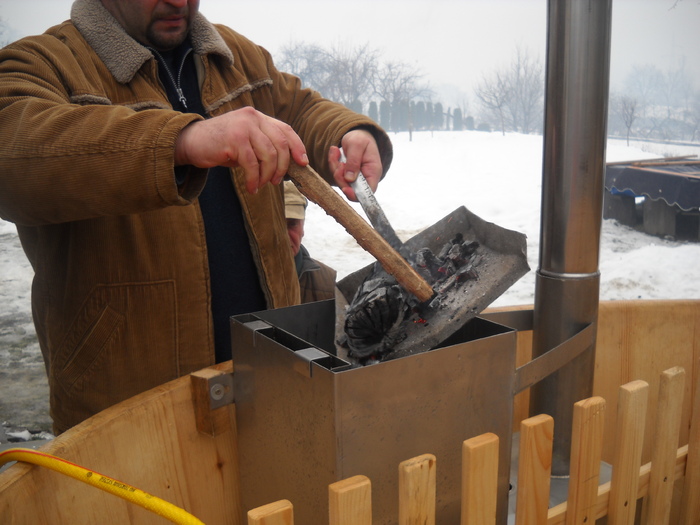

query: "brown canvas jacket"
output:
0 0 392 433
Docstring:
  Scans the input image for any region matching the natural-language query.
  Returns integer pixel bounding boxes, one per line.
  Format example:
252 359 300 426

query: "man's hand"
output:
175 107 308 194
329 129 383 201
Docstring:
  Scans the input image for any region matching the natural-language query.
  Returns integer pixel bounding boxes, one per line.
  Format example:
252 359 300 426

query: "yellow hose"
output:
0 447 205 524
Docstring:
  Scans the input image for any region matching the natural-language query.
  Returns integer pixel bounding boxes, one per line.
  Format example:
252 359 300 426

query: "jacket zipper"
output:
148 46 192 109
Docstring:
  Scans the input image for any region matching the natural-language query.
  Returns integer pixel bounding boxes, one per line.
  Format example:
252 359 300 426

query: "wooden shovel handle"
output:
286 163 434 303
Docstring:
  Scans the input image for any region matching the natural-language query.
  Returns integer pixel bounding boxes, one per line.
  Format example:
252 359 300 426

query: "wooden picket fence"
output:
247 366 700 525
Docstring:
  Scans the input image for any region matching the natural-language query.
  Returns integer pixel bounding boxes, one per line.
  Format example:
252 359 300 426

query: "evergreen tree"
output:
399 100 410 131
368 101 379 123
415 101 426 130
379 100 391 130
391 101 410 132
426 102 434 130
348 99 363 115
453 107 464 130
465 116 475 130
434 102 444 130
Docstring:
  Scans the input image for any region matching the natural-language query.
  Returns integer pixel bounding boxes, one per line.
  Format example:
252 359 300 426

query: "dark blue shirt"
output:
151 40 266 363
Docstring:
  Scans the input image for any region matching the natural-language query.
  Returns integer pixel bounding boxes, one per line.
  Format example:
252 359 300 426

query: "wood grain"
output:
607 380 648 525
287 162 434 302
399 453 436 525
516 414 553 525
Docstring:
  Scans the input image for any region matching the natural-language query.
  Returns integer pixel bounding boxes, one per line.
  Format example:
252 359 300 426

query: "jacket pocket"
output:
54 281 178 418
60 303 123 390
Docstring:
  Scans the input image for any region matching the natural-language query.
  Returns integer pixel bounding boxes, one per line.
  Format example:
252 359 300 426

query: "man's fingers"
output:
259 120 292 186
342 149 365 184
176 107 308 193
236 144 264 194
341 131 382 193
328 146 341 172
273 119 308 169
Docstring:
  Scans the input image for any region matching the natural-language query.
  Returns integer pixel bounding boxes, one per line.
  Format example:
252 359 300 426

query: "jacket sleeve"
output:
0 33 206 227
272 63 394 183
216 26 393 184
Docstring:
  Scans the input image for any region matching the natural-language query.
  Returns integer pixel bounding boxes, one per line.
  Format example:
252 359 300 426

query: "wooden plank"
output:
608 380 649 525
329 475 371 525
398 453 436 525
0 362 240 525
679 356 700 525
643 366 686 525
247 500 293 525
461 433 499 525
547 446 688 525
565 397 606 525
287 163 434 302
190 367 234 436
606 155 698 166
636 165 700 180
593 300 699 465
515 415 553 525
513 329 534 431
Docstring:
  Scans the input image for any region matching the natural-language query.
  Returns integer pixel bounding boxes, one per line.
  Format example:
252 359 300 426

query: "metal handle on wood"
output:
286 163 434 303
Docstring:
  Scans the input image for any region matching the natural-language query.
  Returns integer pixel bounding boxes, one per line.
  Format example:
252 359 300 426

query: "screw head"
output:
210 383 225 401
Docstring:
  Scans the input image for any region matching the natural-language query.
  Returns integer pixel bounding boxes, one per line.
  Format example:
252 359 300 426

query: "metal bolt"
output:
210 382 225 401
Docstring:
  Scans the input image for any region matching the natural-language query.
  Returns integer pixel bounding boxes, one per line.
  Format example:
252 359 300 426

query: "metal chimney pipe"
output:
530 0 612 476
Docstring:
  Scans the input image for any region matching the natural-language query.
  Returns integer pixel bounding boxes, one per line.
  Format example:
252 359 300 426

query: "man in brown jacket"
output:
0 0 392 433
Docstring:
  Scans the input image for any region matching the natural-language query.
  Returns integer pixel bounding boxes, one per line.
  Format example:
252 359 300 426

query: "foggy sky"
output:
1 0 698 107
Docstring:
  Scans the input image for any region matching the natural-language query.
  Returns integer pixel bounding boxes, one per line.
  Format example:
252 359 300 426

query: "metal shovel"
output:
286 162 530 361
286 162 434 303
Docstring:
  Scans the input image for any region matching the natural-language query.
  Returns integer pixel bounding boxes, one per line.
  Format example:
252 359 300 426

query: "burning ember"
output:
338 233 482 364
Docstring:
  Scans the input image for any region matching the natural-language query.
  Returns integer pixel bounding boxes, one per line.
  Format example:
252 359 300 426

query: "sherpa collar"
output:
71 0 234 84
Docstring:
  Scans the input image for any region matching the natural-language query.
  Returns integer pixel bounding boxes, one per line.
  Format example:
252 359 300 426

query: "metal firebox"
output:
231 303 516 524
231 206 534 524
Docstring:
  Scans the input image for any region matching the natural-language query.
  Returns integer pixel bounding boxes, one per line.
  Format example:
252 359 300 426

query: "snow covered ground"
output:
303 131 700 306
1 130 699 437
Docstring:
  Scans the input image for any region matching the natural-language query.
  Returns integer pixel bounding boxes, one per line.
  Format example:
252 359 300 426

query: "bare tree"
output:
618 95 638 145
321 42 379 109
372 60 429 106
624 64 663 114
686 91 700 142
276 40 435 131
622 62 699 141
371 60 431 131
659 60 694 114
506 46 544 134
0 17 10 47
474 46 544 135
474 70 511 135
276 40 331 94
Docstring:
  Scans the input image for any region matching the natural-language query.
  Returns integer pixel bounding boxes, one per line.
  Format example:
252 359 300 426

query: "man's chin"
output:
147 26 189 51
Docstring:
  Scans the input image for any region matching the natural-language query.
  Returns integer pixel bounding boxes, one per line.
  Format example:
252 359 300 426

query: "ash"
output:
339 233 482 363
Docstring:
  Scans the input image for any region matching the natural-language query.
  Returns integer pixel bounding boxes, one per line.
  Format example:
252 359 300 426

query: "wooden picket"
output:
398 453 436 525
679 360 700 524
461 433 499 525
607 380 648 525
515 414 553 525
246 365 700 525
565 396 606 525
642 367 685 525
247 499 294 525
329 476 372 525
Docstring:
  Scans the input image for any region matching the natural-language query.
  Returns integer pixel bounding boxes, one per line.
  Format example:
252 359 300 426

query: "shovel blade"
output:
336 206 530 361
